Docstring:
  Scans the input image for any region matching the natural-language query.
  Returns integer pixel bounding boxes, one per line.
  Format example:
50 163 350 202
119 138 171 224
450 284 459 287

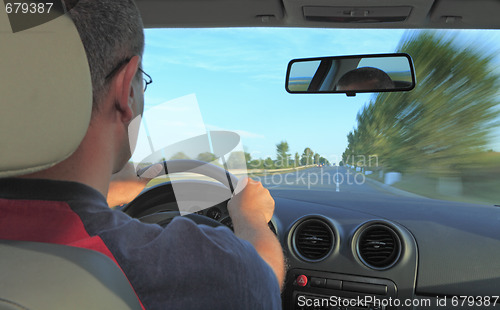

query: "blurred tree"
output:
276 141 290 168
226 151 247 168
344 31 500 176
319 156 329 165
249 159 262 169
295 152 300 167
301 147 313 165
263 157 275 169
314 153 320 165
170 152 190 160
196 152 217 163
244 152 252 167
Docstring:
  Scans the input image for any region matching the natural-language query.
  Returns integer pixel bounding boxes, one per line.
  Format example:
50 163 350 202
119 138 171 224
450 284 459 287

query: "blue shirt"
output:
0 178 282 310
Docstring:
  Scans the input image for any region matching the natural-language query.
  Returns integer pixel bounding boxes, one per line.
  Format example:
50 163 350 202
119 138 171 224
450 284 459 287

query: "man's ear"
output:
114 55 141 123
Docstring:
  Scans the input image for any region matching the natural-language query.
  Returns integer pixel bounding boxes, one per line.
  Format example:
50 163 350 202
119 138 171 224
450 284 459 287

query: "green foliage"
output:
170 152 190 160
248 159 262 169
313 153 320 165
276 140 291 168
226 151 247 168
196 152 217 163
263 157 275 169
300 147 314 165
319 156 329 165
244 152 252 164
246 144 328 170
343 31 500 176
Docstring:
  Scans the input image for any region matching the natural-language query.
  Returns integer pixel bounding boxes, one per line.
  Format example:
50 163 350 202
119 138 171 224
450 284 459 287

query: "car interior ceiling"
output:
134 0 500 29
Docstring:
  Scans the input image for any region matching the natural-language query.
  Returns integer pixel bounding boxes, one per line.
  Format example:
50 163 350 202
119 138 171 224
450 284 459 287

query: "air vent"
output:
356 224 402 270
293 219 334 262
268 222 277 235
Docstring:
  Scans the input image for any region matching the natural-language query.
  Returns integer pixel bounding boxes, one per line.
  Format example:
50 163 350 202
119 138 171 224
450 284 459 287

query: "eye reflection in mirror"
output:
285 53 416 96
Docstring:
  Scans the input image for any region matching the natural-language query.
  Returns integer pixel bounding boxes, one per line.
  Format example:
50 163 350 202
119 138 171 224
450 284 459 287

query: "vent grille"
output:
268 222 277 235
356 224 402 270
293 219 334 262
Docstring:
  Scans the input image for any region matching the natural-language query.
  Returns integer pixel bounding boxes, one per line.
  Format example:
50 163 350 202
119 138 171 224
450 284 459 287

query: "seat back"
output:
0 240 142 310
0 6 92 177
0 7 142 310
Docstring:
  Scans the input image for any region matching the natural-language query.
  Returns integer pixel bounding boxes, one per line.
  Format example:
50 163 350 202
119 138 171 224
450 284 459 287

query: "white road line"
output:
336 166 340 192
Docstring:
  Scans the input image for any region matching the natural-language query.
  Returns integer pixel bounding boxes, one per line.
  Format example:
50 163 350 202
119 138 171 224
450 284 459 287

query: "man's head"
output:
336 67 395 91
65 0 145 112
64 0 145 173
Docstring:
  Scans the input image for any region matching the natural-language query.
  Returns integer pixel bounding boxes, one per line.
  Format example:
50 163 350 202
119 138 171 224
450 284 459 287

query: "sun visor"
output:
430 0 500 28
283 0 434 28
0 7 92 177
137 0 284 27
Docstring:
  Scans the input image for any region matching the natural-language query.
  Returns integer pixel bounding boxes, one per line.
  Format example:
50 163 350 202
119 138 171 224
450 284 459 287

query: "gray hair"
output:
64 0 145 112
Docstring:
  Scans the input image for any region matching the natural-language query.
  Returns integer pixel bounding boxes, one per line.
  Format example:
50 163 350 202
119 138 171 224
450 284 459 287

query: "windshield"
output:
135 28 500 207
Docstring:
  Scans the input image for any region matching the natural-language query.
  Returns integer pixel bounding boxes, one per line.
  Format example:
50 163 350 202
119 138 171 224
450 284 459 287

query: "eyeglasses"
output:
105 58 153 92
138 67 153 92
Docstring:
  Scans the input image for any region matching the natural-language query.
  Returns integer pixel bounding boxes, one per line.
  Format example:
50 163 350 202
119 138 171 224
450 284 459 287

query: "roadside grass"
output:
247 165 316 177
461 178 500 205
363 152 500 205
366 171 500 206
393 175 500 205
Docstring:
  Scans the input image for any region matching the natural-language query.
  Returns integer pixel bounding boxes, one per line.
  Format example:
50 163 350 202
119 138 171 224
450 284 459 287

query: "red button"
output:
296 275 308 287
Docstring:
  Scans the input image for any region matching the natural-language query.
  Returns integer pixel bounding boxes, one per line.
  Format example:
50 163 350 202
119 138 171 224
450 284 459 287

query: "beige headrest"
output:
0 9 92 177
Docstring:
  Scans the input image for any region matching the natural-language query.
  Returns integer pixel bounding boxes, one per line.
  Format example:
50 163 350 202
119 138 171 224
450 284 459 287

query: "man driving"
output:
0 0 285 309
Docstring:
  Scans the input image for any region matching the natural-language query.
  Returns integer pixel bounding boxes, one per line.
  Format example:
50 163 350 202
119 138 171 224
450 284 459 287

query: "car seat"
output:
0 7 142 310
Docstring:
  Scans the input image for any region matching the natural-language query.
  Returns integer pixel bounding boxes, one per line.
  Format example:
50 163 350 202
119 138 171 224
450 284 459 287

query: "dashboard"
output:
128 175 500 310
269 190 500 310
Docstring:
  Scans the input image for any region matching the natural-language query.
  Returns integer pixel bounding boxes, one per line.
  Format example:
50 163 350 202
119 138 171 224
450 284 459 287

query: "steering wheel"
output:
122 160 239 229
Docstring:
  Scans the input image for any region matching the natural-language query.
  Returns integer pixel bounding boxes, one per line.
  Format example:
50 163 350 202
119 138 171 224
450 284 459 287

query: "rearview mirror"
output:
285 53 415 96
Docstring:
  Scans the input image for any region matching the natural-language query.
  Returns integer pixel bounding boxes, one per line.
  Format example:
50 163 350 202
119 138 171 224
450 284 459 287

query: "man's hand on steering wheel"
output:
228 177 275 226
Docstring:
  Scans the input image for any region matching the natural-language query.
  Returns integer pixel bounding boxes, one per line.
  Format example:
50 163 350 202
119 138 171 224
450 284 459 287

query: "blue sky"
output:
139 28 500 163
